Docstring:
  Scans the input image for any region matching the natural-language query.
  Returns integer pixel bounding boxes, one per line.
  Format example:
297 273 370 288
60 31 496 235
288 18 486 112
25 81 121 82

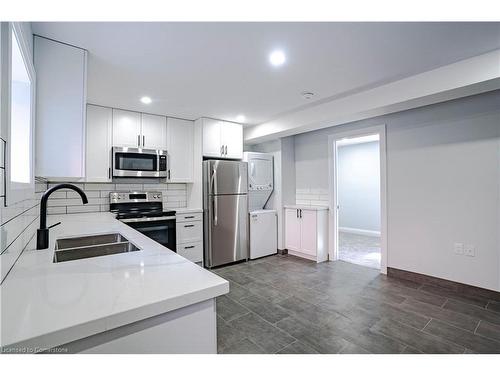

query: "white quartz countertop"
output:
0 212 228 350
284 204 329 211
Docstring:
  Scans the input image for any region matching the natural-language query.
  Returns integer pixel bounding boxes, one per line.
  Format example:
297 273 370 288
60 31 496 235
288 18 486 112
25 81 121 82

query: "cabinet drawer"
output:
176 221 203 244
176 212 202 223
177 242 203 263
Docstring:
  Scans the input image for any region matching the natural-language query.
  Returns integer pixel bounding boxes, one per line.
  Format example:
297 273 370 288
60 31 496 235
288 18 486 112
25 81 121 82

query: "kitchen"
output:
1 4 500 367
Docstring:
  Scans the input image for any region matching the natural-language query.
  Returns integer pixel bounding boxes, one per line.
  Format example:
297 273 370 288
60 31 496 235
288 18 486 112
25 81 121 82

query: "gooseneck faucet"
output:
37 183 88 250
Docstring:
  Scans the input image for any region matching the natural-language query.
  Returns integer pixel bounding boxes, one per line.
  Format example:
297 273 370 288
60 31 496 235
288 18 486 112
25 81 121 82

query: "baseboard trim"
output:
277 249 288 255
339 227 381 237
387 267 500 301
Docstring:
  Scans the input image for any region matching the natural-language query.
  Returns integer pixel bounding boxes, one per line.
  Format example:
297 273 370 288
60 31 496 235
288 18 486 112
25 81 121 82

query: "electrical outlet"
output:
464 244 475 257
454 243 464 255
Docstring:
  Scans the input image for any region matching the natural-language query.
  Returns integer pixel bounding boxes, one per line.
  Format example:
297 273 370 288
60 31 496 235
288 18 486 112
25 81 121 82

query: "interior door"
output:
202 118 222 158
300 209 317 256
208 194 248 267
221 122 243 159
112 109 141 147
141 113 167 149
285 209 301 251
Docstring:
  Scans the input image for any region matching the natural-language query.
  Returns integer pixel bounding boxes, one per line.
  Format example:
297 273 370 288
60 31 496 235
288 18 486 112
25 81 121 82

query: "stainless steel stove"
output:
110 191 176 250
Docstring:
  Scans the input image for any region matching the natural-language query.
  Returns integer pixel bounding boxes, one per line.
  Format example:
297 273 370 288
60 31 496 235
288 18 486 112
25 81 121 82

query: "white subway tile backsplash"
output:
113 183 142 191
84 183 114 191
143 183 169 190
296 188 329 208
167 184 186 190
48 207 66 215
67 205 101 214
67 190 100 198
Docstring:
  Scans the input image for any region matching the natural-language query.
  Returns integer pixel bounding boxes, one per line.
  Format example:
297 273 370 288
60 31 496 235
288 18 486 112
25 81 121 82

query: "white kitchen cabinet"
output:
221 121 243 159
202 118 243 159
284 206 328 262
112 109 142 148
142 113 167 149
86 105 112 181
176 211 203 266
166 118 194 182
202 118 222 158
34 36 87 178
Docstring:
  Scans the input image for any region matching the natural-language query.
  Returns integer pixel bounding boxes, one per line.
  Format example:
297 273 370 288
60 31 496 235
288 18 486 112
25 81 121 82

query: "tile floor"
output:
338 232 381 269
211 254 500 354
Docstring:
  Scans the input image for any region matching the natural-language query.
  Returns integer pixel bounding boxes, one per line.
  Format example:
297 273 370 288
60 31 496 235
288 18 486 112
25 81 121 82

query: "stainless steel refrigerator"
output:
203 160 248 268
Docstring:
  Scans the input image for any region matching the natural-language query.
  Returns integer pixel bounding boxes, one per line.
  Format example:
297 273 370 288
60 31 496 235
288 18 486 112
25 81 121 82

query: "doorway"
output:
328 125 387 273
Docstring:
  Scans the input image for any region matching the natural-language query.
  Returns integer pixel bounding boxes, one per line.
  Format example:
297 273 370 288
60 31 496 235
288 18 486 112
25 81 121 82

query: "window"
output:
10 28 32 184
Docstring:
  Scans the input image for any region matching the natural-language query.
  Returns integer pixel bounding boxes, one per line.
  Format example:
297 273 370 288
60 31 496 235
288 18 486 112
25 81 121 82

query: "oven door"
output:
122 217 176 251
113 147 167 178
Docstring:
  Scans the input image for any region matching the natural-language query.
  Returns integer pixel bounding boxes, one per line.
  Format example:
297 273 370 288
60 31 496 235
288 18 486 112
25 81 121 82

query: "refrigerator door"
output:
205 160 248 195
205 194 248 267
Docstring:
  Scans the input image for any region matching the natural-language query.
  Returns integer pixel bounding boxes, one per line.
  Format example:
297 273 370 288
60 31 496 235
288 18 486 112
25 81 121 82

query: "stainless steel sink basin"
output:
55 233 128 250
53 233 140 263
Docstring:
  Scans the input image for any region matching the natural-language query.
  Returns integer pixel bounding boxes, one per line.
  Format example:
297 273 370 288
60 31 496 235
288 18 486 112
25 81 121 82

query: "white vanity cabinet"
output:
166 118 194 182
34 36 87 179
176 211 203 266
86 105 112 181
201 118 243 159
284 206 328 262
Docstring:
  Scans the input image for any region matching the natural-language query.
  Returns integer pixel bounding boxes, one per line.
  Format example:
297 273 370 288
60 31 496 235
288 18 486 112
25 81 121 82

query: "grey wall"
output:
338 141 380 233
294 90 500 291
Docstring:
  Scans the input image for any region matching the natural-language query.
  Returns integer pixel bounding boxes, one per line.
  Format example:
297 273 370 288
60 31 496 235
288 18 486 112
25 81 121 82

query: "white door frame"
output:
327 124 388 274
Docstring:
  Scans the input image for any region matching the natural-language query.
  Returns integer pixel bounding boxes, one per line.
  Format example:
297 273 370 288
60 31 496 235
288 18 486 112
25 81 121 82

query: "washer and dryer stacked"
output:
243 152 278 259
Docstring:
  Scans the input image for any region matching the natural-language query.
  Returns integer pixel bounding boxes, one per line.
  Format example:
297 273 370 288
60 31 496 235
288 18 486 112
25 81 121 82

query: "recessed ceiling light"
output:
140 96 152 104
269 50 286 67
236 115 245 122
301 91 315 100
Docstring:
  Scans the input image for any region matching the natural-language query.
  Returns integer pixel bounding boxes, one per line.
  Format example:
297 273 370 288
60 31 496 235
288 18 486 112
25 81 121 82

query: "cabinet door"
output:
112 109 141 147
202 118 222 158
300 209 317 256
34 36 87 178
285 209 301 251
141 113 167 149
166 118 194 182
86 105 112 181
221 122 243 159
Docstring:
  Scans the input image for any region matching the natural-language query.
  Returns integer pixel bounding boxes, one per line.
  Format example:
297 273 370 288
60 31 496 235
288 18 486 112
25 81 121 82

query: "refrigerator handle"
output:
212 166 218 225
213 196 218 226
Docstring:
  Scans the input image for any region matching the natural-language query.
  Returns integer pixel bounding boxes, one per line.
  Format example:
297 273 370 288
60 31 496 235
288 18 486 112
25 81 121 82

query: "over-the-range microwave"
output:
112 147 168 178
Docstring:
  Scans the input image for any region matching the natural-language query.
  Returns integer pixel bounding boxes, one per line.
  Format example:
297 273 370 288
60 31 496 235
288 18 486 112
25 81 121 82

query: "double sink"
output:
53 233 140 263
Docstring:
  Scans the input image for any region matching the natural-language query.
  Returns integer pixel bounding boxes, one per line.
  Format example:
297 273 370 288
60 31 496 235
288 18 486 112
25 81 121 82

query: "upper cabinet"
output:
167 118 194 182
112 110 167 149
202 118 243 159
141 113 167 149
112 109 142 148
35 36 87 178
86 105 112 181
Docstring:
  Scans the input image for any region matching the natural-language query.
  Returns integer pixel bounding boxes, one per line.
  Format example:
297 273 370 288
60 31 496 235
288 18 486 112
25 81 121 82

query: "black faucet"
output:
37 183 88 250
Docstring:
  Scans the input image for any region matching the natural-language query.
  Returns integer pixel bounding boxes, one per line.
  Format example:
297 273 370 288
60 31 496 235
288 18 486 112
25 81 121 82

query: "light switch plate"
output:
454 243 464 255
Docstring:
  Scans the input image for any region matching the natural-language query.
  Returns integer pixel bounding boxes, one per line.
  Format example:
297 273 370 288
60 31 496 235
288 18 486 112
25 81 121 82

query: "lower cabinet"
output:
284 206 328 262
176 211 203 266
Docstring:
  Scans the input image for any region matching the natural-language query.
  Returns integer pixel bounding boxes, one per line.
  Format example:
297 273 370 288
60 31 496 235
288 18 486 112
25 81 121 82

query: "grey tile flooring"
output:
339 232 381 269
213 254 500 354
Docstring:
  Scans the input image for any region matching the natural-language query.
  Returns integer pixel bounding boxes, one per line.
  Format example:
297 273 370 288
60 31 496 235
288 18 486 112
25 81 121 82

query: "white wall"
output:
293 90 500 291
337 141 380 233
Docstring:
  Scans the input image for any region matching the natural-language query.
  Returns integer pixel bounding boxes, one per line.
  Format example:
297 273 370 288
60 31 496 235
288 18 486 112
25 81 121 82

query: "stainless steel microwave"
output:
112 147 168 178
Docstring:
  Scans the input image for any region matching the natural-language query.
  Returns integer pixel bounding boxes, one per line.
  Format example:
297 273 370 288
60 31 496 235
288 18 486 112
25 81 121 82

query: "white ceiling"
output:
32 22 500 125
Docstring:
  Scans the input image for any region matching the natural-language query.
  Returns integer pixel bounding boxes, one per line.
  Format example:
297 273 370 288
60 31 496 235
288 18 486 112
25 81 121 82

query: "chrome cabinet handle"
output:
184 245 195 249
300 209 302 218
184 224 194 228
220 145 224 156
168 170 171 180
296 209 298 218
184 216 195 219
225 145 227 155
137 135 140 147
143 135 145 147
